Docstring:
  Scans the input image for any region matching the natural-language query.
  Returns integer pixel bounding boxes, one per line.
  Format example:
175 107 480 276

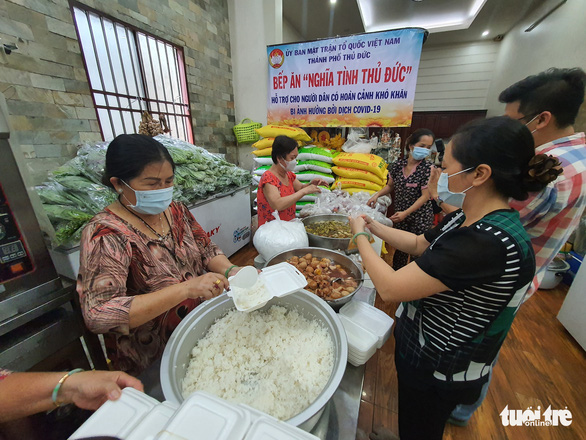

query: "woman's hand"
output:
390 211 407 223
367 194 379 208
349 214 373 235
184 272 229 300
60 370 143 411
428 166 442 199
310 178 329 187
303 184 321 195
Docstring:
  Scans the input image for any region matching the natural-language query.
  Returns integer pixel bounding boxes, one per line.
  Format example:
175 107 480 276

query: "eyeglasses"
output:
516 112 540 122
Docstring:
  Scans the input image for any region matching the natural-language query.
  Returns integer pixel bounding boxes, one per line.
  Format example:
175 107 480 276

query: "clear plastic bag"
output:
253 211 309 261
298 190 392 226
341 130 378 154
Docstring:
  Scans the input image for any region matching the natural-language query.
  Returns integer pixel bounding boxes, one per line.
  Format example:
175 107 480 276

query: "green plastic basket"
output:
233 118 262 143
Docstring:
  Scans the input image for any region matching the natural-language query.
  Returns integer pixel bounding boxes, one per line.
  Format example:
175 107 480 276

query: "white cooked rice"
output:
182 305 334 420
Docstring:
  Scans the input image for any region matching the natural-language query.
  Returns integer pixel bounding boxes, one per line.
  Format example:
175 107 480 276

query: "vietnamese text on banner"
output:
266 28 425 128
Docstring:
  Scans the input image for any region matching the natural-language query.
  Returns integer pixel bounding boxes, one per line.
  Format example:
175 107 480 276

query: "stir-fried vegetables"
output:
305 220 352 238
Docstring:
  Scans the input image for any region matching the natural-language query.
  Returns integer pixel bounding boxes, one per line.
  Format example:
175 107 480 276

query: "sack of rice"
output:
294 160 333 174
254 156 273 165
297 146 335 164
253 137 275 149
331 166 385 186
332 152 387 180
256 125 312 142
331 178 383 192
252 147 272 157
344 187 377 195
296 171 336 185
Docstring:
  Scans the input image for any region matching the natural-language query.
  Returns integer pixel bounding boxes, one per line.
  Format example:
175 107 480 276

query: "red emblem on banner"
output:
269 49 284 68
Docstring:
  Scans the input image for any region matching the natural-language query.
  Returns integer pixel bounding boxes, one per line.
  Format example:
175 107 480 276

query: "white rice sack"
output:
254 157 273 165
297 147 335 164
253 165 270 176
182 306 334 421
295 171 335 184
294 160 333 174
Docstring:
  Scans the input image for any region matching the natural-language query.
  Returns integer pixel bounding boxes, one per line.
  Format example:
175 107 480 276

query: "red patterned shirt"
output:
257 170 297 226
0 369 10 380
510 132 586 297
77 202 223 375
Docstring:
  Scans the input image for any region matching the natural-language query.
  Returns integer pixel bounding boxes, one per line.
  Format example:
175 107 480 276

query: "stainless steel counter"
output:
310 285 376 439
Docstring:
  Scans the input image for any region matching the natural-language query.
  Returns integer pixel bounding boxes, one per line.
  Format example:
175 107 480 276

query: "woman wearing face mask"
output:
367 128 435 269
77 134 241 376
349 117 560 440
256 135 329 226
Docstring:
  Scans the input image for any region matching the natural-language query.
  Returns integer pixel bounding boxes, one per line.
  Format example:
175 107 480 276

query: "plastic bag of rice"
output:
182 305 334 420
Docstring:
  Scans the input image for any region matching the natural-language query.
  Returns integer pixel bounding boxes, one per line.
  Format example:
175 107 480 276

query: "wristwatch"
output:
435 196 444 207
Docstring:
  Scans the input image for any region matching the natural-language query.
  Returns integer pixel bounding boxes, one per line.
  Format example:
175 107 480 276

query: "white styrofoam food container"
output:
339 314 378 366
159 391 250 440
127 401 179 440
69 388 159 439
244 416 320 440
340 301 394 349
226 262 308 312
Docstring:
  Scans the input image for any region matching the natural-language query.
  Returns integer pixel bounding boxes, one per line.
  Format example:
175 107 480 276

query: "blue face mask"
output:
411 146 430 160
436 167 474 208
122 180 174 215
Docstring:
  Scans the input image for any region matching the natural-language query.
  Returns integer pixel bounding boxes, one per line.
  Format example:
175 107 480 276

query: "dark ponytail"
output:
450 116 561 201
102 134 175 188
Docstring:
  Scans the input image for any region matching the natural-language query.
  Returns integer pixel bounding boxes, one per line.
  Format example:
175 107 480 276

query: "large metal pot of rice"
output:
265 247 363 308
160 290 348 432
302 214 353 250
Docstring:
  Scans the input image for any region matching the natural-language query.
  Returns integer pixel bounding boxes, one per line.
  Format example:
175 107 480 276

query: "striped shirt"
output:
395 209 535 384
510 132 586 297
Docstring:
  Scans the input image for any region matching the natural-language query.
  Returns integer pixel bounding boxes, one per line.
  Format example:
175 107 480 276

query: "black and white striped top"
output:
394 209 535 383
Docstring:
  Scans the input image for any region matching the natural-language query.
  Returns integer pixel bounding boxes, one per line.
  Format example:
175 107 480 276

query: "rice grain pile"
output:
182 305 334 420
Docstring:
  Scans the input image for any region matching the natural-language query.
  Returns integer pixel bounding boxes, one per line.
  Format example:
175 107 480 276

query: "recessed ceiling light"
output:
482 30 489 36
412 0 424 2
330 0 337 4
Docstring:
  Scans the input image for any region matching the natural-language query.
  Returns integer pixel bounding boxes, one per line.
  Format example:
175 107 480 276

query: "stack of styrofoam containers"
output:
339 301 394 367
69 388 319 440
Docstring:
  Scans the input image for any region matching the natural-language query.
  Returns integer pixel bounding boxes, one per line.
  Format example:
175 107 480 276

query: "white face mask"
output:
436 167 474 208
280 158 297 172
122 180 173 215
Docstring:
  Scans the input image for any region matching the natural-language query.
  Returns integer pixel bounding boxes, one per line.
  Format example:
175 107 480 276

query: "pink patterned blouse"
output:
77 202 223 376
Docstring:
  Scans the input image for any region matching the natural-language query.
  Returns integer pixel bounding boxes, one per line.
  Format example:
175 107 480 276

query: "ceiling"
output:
283 0 550 46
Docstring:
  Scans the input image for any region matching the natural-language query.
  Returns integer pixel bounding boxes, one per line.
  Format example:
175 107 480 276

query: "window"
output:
70 1 193 142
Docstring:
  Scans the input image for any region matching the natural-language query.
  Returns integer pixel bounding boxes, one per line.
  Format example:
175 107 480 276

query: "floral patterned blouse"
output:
77 202 223 376
257 170 297 226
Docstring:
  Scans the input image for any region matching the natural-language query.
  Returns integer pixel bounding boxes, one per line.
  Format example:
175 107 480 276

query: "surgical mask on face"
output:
436 167 474 208
121 180 173 215
411 146 430 160
525 114 539 134
280 158 297 172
